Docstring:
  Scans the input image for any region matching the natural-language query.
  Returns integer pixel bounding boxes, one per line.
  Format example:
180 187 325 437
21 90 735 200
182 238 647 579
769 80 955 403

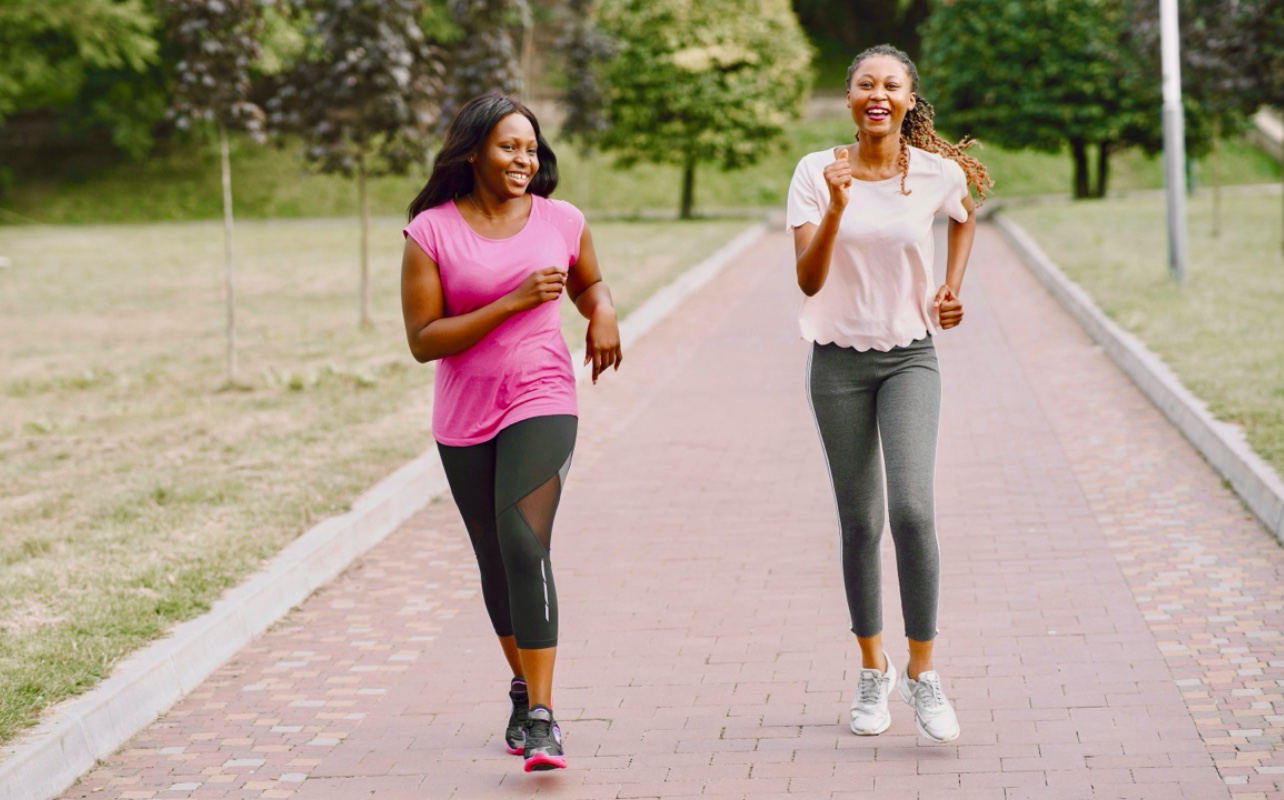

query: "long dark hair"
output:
847 44 991 201
407 93 559 220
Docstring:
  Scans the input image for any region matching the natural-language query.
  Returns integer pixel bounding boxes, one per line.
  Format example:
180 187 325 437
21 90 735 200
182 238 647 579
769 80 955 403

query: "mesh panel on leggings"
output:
514 473 562 552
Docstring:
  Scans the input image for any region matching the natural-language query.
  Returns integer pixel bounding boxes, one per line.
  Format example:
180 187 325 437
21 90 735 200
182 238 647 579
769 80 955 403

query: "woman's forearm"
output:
572 280 614 321
796 206 844 296
407 296 518 363
944 212 976 294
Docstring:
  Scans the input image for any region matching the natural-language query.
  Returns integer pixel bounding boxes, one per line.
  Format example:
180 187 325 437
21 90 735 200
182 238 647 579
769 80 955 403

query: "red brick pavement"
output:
54 224 1284 800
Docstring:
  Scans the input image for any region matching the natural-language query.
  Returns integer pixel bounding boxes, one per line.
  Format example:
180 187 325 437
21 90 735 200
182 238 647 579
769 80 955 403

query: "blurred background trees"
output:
0 0 1281 213
596 0 812 218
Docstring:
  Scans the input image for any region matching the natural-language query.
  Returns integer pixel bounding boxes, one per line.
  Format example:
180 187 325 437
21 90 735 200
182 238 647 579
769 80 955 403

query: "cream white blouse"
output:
786 145 970 352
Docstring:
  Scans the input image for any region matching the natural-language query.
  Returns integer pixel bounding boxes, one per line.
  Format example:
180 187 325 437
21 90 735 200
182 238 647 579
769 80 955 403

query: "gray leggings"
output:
806 338 941 642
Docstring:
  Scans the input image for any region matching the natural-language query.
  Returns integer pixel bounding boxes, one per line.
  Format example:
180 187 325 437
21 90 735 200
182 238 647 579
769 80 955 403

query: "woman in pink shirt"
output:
401 93 621 773
789 45 991 744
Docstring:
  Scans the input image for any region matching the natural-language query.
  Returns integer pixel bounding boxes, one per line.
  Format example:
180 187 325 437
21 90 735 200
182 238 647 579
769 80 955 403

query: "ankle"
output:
861 651 888 674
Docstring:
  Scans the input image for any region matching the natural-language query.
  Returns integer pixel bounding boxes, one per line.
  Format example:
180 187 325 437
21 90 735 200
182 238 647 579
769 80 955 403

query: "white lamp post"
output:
1160 0 1188 282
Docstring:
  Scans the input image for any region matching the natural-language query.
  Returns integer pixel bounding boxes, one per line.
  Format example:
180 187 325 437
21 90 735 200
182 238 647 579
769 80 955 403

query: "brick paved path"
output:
56 225 1284 800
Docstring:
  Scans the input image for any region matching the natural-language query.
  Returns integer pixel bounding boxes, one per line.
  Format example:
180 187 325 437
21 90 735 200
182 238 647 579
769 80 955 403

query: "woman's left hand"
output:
585 306 622 383
934 284 964 329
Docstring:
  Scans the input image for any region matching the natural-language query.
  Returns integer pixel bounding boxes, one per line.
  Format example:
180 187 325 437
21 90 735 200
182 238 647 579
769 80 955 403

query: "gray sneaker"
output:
849 653 895 735
897 669 960 742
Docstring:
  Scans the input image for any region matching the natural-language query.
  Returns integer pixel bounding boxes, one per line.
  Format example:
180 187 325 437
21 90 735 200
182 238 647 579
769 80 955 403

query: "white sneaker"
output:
897 669 960 742
849 653 895 735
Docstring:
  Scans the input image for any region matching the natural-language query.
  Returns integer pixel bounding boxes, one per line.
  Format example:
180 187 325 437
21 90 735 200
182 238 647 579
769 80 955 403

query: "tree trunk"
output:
358 148 371 329
1071 138 1090 199
219 123 237 385
577 148 591 209
1095 142 1110 198
1211 117 1221 239
680 154 695 220
520 10 535 101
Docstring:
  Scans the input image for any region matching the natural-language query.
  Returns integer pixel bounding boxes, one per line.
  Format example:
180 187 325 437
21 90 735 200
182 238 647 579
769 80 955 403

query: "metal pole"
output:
1160 0 1187 282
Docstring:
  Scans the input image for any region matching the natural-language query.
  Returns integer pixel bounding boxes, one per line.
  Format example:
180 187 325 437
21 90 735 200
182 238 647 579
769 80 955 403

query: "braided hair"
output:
847 44 992 201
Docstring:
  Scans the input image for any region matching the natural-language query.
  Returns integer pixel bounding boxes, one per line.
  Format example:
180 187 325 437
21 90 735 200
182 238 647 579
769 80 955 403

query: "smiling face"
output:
471 112 539 199
847 53 916 140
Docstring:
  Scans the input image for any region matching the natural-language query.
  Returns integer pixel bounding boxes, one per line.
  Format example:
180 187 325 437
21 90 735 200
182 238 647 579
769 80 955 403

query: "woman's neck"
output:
855 133 902 170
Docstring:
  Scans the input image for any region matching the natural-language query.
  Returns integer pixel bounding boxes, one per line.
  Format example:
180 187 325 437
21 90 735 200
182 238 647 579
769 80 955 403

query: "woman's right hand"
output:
824 148 853 210
507 266 567 312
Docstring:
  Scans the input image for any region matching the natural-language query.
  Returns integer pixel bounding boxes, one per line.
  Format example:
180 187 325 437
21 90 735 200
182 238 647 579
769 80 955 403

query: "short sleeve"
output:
937 158 970 224
403 210 440 262
544 197 585 265
786 155 823 231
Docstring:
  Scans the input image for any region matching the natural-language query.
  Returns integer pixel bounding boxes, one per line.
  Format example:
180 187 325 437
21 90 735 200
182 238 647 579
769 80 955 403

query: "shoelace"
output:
857 671 883 705
916 676 946 710
526 717 552 744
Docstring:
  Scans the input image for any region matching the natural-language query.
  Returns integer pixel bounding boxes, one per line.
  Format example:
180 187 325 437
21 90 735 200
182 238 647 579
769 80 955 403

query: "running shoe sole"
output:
523 752 567 771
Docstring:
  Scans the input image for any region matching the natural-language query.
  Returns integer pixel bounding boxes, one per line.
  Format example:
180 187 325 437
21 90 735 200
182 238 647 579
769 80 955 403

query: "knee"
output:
839 514 884 551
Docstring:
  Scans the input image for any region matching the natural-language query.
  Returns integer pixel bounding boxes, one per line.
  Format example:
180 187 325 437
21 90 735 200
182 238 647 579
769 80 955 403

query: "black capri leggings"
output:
436 414 576 650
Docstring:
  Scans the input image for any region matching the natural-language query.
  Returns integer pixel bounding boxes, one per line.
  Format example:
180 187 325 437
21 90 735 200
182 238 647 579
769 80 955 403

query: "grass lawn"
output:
1006 190 1284 478
3 116 1277 225
0 214 755 745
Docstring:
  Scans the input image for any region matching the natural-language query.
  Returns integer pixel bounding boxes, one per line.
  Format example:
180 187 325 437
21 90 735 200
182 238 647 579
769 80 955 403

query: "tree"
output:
919 0 1157 199
269 0 444 328
438 0 529 129
597 0 812 218
163 0 267 386
0 0 158 183
0 0 157 126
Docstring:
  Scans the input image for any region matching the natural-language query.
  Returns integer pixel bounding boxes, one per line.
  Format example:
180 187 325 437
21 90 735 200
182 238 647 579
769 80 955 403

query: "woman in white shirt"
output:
788 44 991 743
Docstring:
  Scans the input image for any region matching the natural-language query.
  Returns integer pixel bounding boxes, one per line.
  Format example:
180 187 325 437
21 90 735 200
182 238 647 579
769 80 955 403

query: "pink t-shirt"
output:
786 146 970 352
404 194 584 446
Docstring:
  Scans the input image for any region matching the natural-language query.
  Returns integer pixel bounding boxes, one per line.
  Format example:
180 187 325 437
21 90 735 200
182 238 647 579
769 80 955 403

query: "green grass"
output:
0 215 753 744
4 117 1277 226
1006 190 1284 477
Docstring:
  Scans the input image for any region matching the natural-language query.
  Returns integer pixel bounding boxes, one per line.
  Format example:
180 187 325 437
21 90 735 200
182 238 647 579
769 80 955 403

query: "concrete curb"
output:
1 218 769 800
993 212 1284 543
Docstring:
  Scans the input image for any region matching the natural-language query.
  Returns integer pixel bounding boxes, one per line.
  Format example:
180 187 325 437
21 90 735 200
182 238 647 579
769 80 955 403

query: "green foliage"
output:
919 0 1156 198
921 0 1149 154
0 0 158 124
597 0 813 214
